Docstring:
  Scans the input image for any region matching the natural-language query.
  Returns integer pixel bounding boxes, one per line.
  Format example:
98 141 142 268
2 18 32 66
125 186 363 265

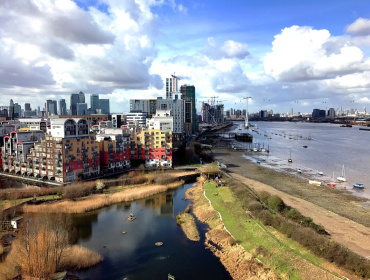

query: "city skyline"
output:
1 1 370 114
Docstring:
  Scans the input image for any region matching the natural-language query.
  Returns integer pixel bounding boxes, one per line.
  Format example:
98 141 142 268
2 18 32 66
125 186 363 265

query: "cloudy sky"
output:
1 0 370 114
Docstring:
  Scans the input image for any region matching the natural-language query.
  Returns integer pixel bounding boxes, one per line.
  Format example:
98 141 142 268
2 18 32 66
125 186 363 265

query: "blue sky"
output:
1 0 370 114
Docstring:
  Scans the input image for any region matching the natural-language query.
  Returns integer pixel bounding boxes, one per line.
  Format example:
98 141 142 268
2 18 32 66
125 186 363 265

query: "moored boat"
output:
353 183 364 189
337 165 346 182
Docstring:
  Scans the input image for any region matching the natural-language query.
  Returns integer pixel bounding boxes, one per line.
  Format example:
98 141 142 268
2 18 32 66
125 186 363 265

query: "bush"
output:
258 210 273 226
267 195 285 212
247 201 263 212
258 191 271 203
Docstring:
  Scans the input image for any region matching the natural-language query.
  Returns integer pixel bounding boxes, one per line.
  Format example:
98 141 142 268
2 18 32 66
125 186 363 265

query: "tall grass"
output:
60 245 103 270
23 181 185 214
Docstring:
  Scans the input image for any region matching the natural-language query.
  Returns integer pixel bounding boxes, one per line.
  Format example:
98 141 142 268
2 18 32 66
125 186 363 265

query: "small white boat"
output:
318 171 324 176
337 165 346 182
297 169 302 173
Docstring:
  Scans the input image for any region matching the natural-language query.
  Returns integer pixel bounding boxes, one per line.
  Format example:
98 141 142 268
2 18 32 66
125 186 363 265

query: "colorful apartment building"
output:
1 118 100 183
96 129 131 173
2 130 45 175
132 128 172 168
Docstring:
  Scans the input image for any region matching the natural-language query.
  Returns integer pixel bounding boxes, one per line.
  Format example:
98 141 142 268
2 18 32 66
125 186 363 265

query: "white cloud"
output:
346 18 370 36
264 26 370 82
203 37 250 60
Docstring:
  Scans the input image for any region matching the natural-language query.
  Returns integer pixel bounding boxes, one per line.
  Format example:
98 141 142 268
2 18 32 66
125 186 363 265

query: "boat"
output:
309 180 322 186
318 171 324 176
297 169 302 173
337 165 346 182
303 145 308 148
256 160 261 164
327 172 337 188
288 149 292 163
353 183 364 189
340 124 352 127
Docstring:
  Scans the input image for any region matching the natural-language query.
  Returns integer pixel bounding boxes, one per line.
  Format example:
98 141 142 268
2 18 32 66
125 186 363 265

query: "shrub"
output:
267 195 285 212
258 210 273 226
247 201 263 212
258 191 271 203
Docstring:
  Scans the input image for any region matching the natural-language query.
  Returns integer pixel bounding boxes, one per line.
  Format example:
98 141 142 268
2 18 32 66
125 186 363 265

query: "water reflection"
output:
71 184 231 280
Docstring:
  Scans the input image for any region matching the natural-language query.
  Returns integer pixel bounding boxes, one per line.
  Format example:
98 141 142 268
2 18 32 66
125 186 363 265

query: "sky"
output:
1 0 370 115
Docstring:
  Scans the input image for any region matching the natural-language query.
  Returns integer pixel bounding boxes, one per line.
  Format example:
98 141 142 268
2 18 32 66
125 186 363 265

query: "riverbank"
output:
187 179 280 280
213 148 370 259
189 178 364 279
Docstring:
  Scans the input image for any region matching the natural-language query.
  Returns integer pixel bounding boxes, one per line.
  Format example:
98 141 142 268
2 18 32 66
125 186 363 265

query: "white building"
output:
156 96 184 133
126 112 147 126
146 110 173 132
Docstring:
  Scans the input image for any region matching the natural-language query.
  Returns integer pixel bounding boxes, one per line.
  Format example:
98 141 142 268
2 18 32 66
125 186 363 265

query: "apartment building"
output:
132 128 172 168
96 129 131 173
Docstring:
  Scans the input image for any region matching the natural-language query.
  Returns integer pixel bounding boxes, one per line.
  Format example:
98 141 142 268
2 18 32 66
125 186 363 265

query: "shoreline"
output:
213 148 370 258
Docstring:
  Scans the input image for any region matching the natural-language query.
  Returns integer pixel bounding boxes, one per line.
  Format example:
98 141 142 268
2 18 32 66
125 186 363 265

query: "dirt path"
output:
231 173 370 258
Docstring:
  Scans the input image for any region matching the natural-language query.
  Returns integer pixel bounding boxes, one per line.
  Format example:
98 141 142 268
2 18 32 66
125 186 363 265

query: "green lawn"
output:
203 181 339 280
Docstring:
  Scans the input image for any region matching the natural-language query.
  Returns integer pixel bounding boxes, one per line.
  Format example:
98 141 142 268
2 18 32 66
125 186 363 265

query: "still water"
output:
71 183 232 280
232 121 370 199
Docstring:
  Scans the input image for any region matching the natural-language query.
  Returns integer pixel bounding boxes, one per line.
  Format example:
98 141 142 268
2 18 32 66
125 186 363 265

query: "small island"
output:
176 205 200 242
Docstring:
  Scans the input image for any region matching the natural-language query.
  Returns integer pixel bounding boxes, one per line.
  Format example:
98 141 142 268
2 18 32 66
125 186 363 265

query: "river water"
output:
71 183 232 280
230 121 370 199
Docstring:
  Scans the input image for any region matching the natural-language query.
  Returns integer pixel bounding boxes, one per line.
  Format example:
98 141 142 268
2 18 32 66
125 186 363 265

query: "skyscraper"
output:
79 91 85 103
166 74 180 99
90 94 99 112
58 99 67 115
70 93 79 115
180 85 197 134
77 103 88 115
99 99 110 114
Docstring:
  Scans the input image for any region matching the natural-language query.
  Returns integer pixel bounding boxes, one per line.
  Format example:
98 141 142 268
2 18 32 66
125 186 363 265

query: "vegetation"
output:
23 181 185 214
224 179 370 278
176 209 200 242
0 213 102 280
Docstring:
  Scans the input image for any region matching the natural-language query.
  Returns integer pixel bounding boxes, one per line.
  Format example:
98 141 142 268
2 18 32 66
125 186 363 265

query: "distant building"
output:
79 91 85 103
99 99 110 115
126 112 147 126
312 109 326 119
70 93 79 115
90 94 99 113
58 99 67 115
180 84 197 134
156 96 184 134
130 99 157 116
166 74 180 100
327 108 336 119
147 110 173 132
77 103 88 115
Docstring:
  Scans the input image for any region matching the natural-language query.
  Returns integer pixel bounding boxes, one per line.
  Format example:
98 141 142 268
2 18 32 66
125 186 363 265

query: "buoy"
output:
155 242 163 246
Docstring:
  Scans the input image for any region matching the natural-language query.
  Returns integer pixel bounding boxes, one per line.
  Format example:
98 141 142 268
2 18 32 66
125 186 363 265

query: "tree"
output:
18 214 70 279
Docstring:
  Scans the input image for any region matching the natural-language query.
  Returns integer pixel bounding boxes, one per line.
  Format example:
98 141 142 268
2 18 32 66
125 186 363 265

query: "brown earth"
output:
213 148 370 259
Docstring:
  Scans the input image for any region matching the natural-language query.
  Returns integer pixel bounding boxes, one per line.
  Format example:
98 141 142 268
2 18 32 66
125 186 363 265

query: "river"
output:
230 121 370 199
71 183 232 280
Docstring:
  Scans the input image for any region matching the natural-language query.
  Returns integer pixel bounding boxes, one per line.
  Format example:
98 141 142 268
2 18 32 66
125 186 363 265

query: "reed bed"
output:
23 180 184 214
60 245 103 270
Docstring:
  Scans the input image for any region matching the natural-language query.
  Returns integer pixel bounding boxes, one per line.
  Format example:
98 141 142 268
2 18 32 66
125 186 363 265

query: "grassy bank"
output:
202 181 352 280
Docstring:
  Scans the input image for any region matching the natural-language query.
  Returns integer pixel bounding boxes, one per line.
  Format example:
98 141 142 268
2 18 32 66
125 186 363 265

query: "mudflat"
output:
213 148 370 258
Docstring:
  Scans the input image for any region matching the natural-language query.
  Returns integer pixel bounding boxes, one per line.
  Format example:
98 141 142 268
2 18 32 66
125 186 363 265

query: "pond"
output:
71 183 232 280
